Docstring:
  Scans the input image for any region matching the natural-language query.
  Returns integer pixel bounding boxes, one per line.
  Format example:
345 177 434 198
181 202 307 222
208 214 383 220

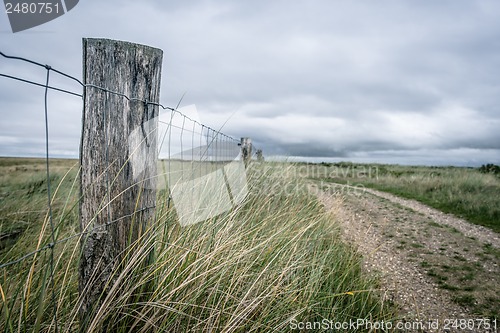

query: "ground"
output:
314 183 499 333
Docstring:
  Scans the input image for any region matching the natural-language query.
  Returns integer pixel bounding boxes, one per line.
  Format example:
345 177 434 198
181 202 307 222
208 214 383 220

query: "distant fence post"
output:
241 137 252 168
79 38 162 327
256 149 264 162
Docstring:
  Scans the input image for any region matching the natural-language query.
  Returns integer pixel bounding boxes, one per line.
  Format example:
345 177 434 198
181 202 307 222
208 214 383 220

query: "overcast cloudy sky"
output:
1 0 499 166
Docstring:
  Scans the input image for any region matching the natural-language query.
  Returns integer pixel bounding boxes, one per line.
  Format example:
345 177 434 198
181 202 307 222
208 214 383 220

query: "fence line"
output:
0 49 253 332
0 50 240 267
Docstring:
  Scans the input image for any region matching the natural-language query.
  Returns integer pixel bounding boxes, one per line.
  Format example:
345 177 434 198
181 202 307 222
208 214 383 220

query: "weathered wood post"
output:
256 149 264 162
240 137 252 168
79 38 162 327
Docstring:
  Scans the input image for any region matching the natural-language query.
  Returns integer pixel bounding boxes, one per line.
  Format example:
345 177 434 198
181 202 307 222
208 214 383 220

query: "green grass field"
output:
306 162 500 233
0 158 393 332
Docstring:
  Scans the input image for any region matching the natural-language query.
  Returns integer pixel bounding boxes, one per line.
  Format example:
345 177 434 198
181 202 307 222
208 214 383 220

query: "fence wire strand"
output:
43 64 59 333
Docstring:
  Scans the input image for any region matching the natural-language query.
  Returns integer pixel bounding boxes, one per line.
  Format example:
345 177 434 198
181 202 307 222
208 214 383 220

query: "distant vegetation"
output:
479 163 500 176
307 162 500 233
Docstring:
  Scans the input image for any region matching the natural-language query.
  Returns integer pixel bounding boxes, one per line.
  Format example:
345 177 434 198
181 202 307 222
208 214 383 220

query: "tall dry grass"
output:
1 159 393 332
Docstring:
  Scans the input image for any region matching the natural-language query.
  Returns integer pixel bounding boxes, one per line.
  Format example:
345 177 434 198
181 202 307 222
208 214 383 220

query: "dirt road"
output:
314 183 499 332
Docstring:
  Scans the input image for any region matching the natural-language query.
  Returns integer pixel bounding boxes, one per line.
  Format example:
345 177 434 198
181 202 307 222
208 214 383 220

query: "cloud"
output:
1 0 499 165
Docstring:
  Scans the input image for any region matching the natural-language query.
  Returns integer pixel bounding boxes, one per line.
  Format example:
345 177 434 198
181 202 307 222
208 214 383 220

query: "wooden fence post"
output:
79 38 162 327
255 149 264 162
240 137 252 168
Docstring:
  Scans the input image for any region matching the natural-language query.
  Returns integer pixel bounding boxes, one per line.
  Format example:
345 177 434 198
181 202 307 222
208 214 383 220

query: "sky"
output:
1 0 499 166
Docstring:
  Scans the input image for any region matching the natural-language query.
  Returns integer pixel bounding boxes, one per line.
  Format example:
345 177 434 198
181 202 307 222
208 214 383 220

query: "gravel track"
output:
313 183 499 333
